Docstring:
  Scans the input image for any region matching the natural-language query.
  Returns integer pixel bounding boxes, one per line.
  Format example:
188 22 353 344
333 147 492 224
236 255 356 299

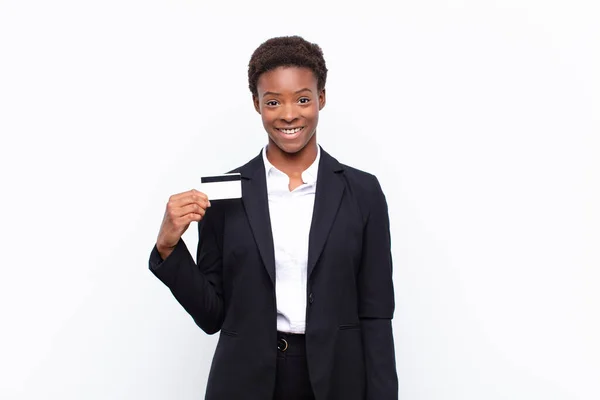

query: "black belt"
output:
277 332 306 356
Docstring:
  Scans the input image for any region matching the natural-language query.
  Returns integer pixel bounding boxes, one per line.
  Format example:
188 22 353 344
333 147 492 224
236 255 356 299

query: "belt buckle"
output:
277 337 288 352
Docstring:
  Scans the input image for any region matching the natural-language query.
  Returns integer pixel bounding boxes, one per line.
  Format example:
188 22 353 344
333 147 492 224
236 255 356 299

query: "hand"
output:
156 189 211 259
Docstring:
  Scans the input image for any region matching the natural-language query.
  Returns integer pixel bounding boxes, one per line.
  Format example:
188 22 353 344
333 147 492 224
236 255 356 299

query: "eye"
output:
298 97 311 104
265 100 279 106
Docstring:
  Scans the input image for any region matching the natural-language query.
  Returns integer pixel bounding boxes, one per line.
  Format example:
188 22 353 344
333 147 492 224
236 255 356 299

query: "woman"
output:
150 35 398 400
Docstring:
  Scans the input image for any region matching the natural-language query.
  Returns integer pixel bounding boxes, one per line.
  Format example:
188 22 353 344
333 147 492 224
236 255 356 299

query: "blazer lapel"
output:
237 148 345 284
307 149 345 279
239 153 276 285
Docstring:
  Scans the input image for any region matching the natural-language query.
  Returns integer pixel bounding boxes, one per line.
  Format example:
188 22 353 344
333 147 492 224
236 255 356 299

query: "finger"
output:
167 192 210 211
185 213 204 223
168 189 199 201
169 213 203 228
167 209 204 230
170 203 208 219
189 189 209 202
166 189 208 205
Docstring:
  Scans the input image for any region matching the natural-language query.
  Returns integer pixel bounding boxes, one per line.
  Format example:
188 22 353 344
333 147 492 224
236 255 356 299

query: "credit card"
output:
199 173 242 200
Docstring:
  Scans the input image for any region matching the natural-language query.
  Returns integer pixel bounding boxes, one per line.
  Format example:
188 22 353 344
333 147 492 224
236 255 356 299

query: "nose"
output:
280 103 298 123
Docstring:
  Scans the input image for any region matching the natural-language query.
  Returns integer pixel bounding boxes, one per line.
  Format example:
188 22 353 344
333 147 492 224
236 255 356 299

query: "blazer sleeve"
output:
149 205 224 334
358 176 398 399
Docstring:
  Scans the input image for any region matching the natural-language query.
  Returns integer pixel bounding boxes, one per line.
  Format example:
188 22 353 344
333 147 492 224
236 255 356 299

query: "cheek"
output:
260 111 274 127
306 107 319 124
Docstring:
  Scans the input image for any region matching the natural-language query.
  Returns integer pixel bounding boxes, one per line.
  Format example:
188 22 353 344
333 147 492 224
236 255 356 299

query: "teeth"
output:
279 127 302 134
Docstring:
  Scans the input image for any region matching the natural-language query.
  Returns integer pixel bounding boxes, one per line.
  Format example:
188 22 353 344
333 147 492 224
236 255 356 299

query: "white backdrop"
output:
1 1 599 399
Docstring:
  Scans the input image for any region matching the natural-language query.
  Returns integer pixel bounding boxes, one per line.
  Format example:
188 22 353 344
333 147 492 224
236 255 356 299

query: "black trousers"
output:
273 332 315 400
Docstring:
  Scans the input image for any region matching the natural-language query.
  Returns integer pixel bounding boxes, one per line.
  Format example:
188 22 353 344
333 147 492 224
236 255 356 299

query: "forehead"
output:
256 66 318 95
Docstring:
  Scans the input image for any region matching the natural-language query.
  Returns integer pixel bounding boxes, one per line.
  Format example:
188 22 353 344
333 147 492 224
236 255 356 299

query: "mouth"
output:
275 126 305 140
276 126 305 135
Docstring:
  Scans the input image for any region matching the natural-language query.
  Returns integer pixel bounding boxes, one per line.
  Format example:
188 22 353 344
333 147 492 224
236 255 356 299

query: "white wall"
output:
1 1 598 399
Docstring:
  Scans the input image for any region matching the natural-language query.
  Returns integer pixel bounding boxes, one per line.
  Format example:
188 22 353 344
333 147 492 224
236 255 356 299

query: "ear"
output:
253 95 261 114
318 88 326 110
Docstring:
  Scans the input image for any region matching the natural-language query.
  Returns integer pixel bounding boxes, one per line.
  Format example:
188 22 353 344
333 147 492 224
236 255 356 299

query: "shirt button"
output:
308 293 314 304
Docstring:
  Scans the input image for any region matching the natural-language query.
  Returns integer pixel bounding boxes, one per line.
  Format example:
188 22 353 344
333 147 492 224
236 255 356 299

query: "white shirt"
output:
262 146 320 334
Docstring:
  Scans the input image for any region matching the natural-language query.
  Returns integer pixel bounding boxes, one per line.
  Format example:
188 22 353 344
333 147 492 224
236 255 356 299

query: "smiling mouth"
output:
277 127 304 135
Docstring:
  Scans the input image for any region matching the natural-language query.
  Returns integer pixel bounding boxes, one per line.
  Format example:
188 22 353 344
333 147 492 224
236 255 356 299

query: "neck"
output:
266 139 318 177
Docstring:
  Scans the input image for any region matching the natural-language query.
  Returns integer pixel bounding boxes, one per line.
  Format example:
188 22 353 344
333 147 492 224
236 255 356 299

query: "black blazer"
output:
150 148 398 399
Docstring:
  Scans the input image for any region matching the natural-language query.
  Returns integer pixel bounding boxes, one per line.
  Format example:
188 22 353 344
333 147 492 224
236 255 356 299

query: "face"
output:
253 66 326 156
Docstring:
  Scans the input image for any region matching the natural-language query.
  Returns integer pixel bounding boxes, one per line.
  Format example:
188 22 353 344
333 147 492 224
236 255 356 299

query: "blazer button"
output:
308 293 314 304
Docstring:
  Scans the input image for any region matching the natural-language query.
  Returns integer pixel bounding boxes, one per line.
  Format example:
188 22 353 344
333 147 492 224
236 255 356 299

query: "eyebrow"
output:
262 88 313 97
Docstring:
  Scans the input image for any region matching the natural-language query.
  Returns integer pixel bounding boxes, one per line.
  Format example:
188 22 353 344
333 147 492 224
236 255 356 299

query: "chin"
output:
269 138 305 155
278 143 305 155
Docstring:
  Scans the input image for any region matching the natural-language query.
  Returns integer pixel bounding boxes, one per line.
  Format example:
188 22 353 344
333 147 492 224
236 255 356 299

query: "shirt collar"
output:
262 145 321 185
